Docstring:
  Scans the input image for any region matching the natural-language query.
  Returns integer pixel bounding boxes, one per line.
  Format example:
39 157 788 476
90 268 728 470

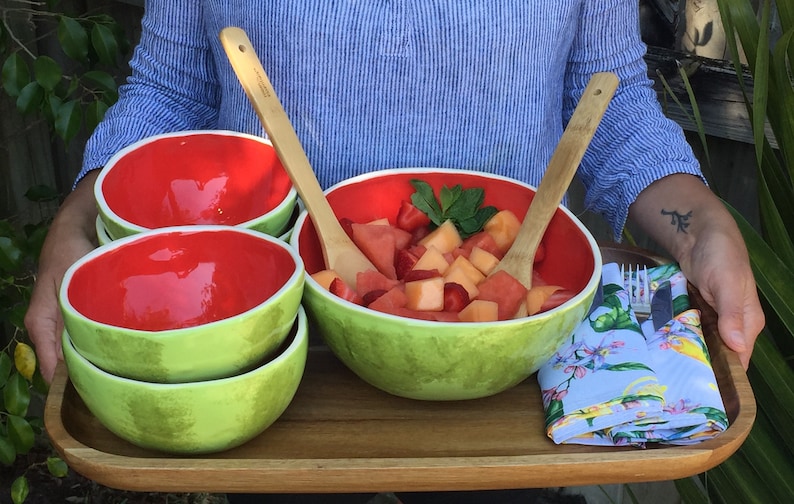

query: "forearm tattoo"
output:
661 209 692 233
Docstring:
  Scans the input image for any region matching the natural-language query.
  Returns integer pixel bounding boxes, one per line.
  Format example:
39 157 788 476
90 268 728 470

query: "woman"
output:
26 0 762 386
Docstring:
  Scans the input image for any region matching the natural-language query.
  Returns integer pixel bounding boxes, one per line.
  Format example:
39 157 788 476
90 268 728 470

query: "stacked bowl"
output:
93 130 299 245
60 226 306 453
62 130 308 454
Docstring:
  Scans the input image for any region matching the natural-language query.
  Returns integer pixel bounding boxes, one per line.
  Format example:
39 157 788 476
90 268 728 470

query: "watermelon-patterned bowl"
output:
62 306 308 454
95 130 297 240
291 168 602 400
60 225 305 383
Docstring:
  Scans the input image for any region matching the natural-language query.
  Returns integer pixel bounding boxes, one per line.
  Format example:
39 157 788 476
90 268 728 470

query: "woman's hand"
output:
24 171 99 383
629 174 765 369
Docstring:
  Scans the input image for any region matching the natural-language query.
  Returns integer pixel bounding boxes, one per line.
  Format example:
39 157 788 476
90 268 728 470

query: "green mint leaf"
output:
439 184 462 214
409 179 443 226
448 187 485 220
409 179 499 238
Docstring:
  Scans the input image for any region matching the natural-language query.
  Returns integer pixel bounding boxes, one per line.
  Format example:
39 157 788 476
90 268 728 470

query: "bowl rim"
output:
60 224 305 335
94 129 298 235
290 167 603 326
61 306 308 388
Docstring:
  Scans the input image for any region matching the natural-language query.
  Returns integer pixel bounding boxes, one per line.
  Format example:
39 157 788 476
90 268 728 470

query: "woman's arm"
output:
24 171 100 382
629 174 765 368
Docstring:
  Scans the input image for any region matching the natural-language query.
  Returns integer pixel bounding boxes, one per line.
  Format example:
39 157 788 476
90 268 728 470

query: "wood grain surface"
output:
44 245 756 494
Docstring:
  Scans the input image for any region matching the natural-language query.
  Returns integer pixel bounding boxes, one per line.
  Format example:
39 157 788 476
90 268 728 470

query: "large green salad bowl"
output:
290 168 602 400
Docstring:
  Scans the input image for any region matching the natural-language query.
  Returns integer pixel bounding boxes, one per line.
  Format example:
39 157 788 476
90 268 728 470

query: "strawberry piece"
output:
394 248 419 280
443 282 471 312
329 277 363 305
396 200 432 232
403 269 441 283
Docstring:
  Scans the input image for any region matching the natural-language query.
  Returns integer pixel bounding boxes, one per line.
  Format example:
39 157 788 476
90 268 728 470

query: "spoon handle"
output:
220 27 375 284
497 72 619 289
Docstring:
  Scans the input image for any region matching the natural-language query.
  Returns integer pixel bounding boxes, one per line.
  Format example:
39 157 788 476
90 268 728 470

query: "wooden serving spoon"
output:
220 27 376 287
489 72 619 308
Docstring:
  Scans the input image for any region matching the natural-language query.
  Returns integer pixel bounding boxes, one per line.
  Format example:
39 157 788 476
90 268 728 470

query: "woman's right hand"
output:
24 171 100 384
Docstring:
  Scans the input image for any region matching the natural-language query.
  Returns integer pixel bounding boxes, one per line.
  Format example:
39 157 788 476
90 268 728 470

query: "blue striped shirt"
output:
81 0 702 237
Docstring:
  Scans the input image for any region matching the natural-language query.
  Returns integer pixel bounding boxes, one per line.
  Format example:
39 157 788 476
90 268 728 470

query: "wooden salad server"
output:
220 27 376 287
490 72 619 310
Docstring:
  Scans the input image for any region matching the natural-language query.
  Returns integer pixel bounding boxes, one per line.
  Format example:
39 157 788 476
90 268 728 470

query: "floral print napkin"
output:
537 262 728 447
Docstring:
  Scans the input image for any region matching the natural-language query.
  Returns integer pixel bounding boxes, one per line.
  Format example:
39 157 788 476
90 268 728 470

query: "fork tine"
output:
621 263 651 315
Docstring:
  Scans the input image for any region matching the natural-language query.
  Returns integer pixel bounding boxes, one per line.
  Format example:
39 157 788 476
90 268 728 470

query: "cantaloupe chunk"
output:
526 285 564 315
458 299 499 322
468 246 500 276
419 220 462 254
311 269 341 291
443 267 480 299
404 276 445 311
446 256 485 285
412 246 450 275
483 209 521 253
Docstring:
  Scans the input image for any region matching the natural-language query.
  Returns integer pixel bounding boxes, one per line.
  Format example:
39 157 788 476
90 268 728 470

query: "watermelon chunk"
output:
351 222 398 279
368 287 408 314
356 269 400 297
461 231 503 259
476 270 528 320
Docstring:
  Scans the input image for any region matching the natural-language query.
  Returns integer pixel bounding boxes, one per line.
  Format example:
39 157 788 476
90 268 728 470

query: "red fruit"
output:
411 225 431 244
540 288 576 312
394 248 419 280
329 277 363 305
403 269 441 283
535 241 546 263
443 282 470 312
476 270 528 320
362 289 389 306
396 200 432 232
461 231 503 259
368 287 408 313
351 222 397 279
391 226 413 250
357 269 400 297
339 217 355 240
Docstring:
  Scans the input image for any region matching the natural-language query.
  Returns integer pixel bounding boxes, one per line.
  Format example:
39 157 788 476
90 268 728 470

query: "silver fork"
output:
621 264 651 319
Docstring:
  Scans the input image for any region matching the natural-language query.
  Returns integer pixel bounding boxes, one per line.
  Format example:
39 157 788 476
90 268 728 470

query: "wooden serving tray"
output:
44 245 755 494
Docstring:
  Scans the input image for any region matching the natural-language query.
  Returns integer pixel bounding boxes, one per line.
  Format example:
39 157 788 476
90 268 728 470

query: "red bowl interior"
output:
100 133 293 228
68 229 297 331
296 170 595 294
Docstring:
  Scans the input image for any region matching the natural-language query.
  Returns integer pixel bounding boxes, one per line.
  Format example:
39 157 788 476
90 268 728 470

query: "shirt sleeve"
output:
78 0 220 184
564 0 705 239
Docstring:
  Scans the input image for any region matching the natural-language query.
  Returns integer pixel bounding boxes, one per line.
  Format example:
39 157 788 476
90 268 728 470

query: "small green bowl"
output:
62 307 308 454
60 225 305 383
95 130 297 240
291 168 601 400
